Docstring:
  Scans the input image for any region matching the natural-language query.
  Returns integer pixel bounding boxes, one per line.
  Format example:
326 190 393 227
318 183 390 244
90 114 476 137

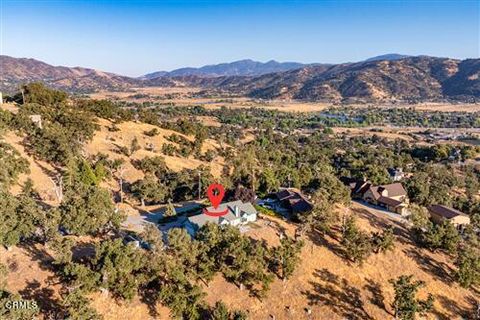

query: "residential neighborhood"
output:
1 1 479 317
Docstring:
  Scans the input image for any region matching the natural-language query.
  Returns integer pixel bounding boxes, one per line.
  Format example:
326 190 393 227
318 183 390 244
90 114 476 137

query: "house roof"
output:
354 182 372 195
275 188 302 201
428 205 467 219
369 183 407 200
187 200 257 229
377 196 403 208
275 188 313 213
289 197 314 213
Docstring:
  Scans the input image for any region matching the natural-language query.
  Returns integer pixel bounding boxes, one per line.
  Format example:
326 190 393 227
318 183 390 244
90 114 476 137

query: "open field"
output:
88 87 480 113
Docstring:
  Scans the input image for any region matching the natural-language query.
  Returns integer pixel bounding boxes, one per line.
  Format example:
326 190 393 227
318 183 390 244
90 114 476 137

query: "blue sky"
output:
1 0 478 76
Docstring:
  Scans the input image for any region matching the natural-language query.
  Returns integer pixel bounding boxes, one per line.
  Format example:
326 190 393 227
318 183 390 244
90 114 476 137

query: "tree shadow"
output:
363 278 387 312
19 280 64 319
435 295 471 319
466 296 480 319
351 206 413 246
71 242 96 263
302 268 373 320
403 247 455 284
305 229 347 261
19 242 57 273
139 286 160 318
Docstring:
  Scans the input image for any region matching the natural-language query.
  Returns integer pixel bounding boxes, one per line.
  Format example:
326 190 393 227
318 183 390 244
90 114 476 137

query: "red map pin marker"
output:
207 183 225 209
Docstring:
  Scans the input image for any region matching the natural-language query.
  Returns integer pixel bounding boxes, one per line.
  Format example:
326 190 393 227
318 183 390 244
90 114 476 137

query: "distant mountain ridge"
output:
365 53 411 62
1 54 479 102
0 55 146 93
140 59 313 79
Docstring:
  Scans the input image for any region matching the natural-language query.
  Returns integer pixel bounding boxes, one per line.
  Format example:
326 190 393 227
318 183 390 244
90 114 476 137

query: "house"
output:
274 188 313 215
427 204 471 230
184 200 257 235
388 167 405 182
344 178 372 199
363 183 409 216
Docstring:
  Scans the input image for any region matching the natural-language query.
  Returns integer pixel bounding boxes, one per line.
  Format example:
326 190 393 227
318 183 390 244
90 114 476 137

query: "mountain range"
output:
140 59 313 79
1 54 479 102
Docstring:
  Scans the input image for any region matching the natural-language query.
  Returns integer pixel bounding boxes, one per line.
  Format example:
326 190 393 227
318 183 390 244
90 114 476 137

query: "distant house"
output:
184 200 257 235
363 183 409 216
274 188 313 215
29 115 43 129
427 205 470 230
388 168 405 182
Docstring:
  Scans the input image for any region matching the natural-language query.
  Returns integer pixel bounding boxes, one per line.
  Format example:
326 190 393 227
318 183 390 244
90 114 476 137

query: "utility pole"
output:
198 171 201 200
21 88 25 104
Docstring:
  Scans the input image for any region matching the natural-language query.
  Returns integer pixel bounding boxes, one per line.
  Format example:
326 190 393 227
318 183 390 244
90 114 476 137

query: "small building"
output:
363 183 409 216
184 200 257 235
388 167 405 182
29 115 43 129
274 188 313 215
427 204 471 230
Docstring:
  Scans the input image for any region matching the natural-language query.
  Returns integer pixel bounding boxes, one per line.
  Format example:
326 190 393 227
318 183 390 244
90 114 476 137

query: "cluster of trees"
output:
7 83 99 165
408 204 480 291
323 106 480 128
340 216 395 264
390 275 434 320
130 156 213 205
46 223 302 319
0 157 123 250
0 141 30 189
4 84 480 318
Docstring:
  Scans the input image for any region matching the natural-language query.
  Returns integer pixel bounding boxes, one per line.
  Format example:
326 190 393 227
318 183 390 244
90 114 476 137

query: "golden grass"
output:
2 131 59 205
203 207 476 320
1 203 476 319
84 118 225 184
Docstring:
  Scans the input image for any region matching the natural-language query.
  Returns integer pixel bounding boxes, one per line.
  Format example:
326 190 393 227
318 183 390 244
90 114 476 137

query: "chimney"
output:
234 206 240 217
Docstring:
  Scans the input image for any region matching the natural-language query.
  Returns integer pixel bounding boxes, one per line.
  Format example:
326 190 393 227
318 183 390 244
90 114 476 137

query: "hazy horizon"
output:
1 0 479 77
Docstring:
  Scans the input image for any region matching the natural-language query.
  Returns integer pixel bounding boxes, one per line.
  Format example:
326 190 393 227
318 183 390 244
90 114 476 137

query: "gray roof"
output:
187 200 257 229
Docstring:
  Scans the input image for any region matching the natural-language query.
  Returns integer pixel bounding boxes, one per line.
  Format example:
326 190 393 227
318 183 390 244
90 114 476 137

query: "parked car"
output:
122 232 152 250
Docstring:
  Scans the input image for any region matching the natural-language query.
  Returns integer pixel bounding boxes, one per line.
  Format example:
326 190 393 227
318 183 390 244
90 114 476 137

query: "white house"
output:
184 200 257 235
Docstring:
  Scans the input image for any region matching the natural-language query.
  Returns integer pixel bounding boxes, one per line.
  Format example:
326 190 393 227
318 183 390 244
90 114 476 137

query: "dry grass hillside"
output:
84 118 225 183
202 205 476 320
3 131 59 205
1 118 225 204
1 202 476 319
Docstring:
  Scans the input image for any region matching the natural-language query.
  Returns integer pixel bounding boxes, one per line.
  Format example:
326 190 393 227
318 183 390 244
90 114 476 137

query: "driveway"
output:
352 200 412 227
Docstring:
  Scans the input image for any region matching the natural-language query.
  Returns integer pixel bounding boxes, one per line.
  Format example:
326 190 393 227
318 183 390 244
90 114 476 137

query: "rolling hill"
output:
1 55 479 102
0 55 144 93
